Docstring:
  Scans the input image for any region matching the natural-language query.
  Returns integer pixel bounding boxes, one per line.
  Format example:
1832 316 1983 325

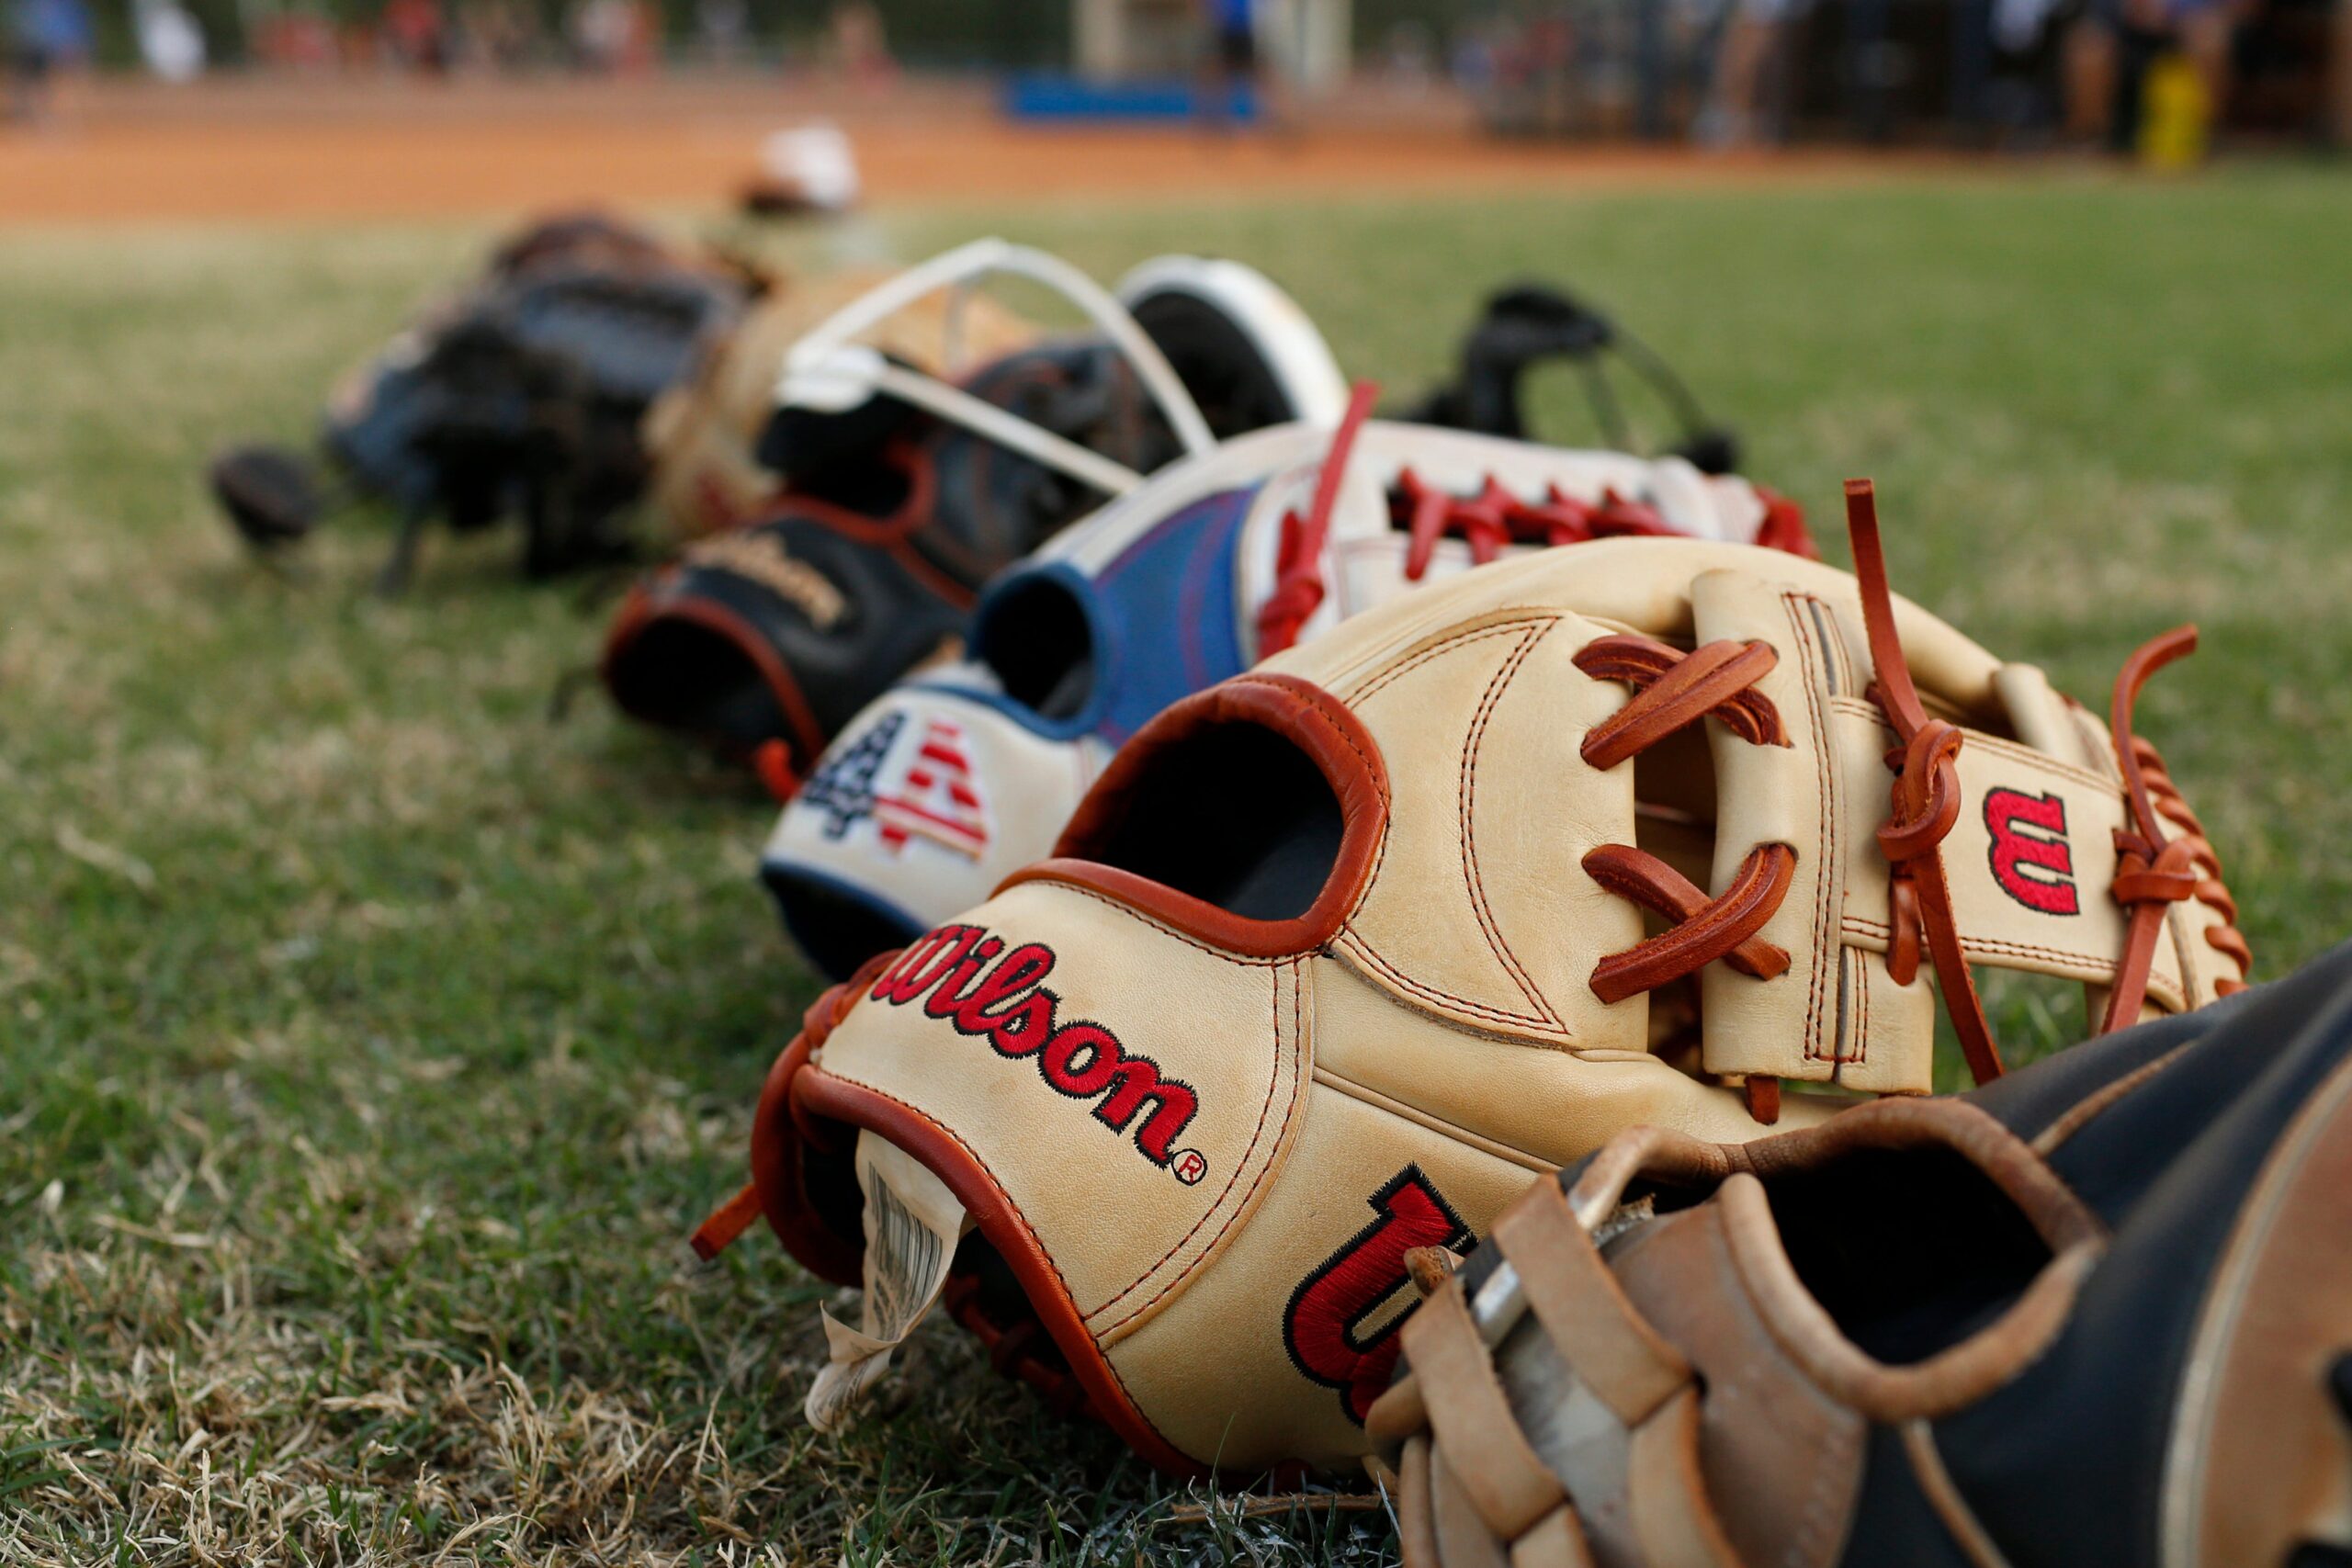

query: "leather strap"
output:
1399 1287 1570 1541
1574 636 1788 766
1492 1179 1690 1427
1511 1506 1598 1568
2102 630 2253 1020
1846 479 2005 1086
1584 843 1796 1005
1576 626 1797 1010
1256 381 1380 657
1626 1386 1750 1568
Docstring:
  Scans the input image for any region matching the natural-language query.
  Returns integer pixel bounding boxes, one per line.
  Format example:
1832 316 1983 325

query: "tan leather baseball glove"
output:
695 479 2249 1478
640 268 1037 543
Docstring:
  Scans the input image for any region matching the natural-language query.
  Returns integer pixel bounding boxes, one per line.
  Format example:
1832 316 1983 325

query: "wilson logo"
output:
1283 1167 1471 1426
1984 787 2080 916
870 925 1204 1179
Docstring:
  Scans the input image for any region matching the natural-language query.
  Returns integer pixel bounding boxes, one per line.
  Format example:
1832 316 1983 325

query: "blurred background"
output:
5 0 2346 221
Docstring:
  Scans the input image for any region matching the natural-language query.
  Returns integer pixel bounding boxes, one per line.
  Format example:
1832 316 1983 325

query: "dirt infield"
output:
0 74 1952 226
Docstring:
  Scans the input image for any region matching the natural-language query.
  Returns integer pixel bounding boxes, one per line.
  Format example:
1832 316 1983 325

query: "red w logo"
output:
1984 787 2079 916
1282 1167 1471 1425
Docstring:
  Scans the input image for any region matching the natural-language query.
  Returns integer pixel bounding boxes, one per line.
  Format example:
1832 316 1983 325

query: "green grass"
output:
6 164 2352 1563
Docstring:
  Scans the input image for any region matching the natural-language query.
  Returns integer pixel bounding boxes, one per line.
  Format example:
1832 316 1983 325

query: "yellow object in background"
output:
2140 51 2212 167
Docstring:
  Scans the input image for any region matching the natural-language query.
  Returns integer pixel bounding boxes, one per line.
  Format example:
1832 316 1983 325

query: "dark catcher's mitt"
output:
599 240 1350 780
209 211 751 593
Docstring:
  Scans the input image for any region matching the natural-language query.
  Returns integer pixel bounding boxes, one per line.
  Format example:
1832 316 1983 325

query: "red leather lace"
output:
1571 479 2250 1116
1574 631 1796 1122
1256 381 1381 658
752 739 802 804
2101 634 2252 1026
1849 480 2250 1080
1255 384 1817 657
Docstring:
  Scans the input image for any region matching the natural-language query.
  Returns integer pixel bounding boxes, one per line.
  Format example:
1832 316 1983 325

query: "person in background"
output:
830 2 892 88
384 0 450 72
2067 0 2246 150
1197 0 1265 131
1696 0 1804 144
696 0 747 66
7 0 91 123
134 0 207 81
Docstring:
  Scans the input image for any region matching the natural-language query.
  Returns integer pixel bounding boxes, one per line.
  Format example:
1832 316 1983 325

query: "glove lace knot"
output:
1392 470 1681 582
1849 483 2250 1086
2098 632 2253 1028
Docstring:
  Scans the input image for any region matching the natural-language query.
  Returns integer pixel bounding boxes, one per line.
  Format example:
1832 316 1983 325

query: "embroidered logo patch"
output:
1984 787 2080 916
683 528 848 629
869 925 1204 1179
1283 1166 1472 1426
799 712 992 862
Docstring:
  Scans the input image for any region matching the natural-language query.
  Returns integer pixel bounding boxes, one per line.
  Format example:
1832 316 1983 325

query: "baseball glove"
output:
759 393 1814 980
693 478 2249 1478
209 210 751 593
640 267 1039 543
1401 283 1744 475
600 240 1350 773
1372 940 2351 1568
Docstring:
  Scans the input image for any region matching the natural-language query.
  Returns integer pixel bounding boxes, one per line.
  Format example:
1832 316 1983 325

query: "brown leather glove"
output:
1372 942 2352 1568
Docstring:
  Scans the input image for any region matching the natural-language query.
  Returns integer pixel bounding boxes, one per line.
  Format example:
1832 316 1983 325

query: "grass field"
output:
6 166 2352 1565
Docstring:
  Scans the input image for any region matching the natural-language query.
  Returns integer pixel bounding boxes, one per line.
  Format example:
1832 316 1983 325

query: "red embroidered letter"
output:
1984 788 2079 916
1094 1057 1198 1165
1283 1167 1471 1425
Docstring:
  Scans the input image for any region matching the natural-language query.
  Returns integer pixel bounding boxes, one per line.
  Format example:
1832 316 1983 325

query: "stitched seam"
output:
1812 599 1863 1070
2067 700 2120 784
1841 916 2138 966
1345 616 1555 706
1855 938 1872 1066
1087 959 1306 1332
1785 592 1838 1065
1352 633 1517 705
1831 945 1854 1067
1959 729 2121 792
1231 671 1391 813
1308 1063 1555 1173
1458 626 1562 1030
1826 696 2120 795
1336 624 1553 1014
1041 885 1296 967
1336 932 1566 1032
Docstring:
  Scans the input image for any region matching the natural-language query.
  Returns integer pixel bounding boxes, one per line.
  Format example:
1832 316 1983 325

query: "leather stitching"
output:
1458 624 1563 1031
1826 695 2123 796
1784 592 1838 1066
1042 884 1296 967
1235 672 1393 809
1842 915 2172 971
1308 1062 1555 1173
1334 618 1559 1025
1338 932 1568 1034
1086 959 1308 1334
1345 616 1554 706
